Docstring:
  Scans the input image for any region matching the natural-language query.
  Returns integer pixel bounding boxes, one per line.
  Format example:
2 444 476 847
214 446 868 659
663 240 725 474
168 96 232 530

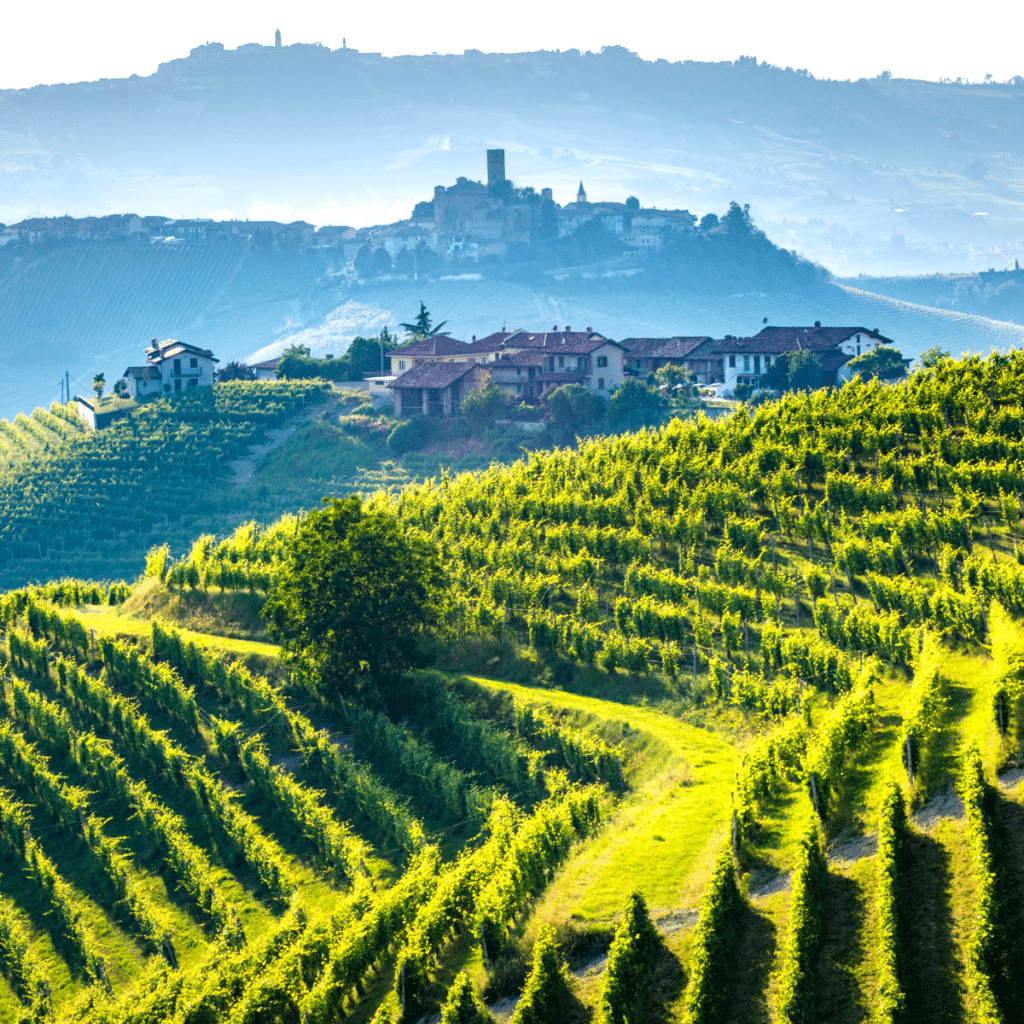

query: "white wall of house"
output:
588 343 625 394
722 351 775 396
839 332 883 358
155 353 216 394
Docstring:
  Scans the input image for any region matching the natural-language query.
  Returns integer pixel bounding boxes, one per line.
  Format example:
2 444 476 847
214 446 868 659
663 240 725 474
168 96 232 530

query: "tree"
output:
654 363 694 390
919 345 951 368
112 378 129 398
510 926 573 1024
400 302 448 339
263 497 444 700
347 334 395 377
608 377 665 428
92 373 105 400
847 345 908 381
353 243 374 277
547 383 605 437
699 212 720 232
217 361 255 382
369 246 393 277
723 201 754 233
625 196 640 211
439 972 492 1024
762 350 822 392
461 377 512 427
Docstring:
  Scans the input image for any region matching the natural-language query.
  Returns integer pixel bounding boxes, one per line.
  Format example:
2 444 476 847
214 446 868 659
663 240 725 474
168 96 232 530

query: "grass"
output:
70 600 281 660
463 674 739 923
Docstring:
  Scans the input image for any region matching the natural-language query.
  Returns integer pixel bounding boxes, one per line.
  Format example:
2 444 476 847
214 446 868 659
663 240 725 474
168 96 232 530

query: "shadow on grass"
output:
815 872 868 1024
992 793 1024 1021
724 905 777 1024
901 828 963 1024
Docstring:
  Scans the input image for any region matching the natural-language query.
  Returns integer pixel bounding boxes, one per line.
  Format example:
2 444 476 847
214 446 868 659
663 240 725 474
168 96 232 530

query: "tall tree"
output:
263 497 444 700
400 302 448 339
92 373 105 400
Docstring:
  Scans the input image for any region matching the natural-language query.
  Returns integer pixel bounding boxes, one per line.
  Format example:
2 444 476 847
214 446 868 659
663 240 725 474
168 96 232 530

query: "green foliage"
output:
958 745 1010 1022
263 496 444 696
848 346 908 381
680 849 744 1024
608 378 665 430
548 383 606 436
400 301 447 339
919 346 950 368
761 350 822 392
440 972 492 1023
594 890 660 1024
900 632 947 787
509 925 571 1024
803 682 875 814
387 416 431 453
775 822 828 1024
874 780 906 1023
462 378 514 427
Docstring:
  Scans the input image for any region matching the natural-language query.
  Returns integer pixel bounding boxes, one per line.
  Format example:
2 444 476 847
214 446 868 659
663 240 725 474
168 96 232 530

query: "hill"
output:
1 353 1023 1021
3 45 1023 276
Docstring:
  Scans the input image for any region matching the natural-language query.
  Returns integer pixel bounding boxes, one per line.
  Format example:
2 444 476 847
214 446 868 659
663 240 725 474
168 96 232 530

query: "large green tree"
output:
847 345 908 380
762 350 822 392
263 497 444 699
400 302 447 339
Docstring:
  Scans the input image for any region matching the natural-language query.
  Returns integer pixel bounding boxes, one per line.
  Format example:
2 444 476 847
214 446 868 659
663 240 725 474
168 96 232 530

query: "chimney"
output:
541 188 553 202
586 326 592 333
487 149 506 188
564 326 571 334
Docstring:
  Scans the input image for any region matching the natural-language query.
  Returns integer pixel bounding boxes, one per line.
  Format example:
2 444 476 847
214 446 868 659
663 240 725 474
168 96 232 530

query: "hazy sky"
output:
3 0 1021 90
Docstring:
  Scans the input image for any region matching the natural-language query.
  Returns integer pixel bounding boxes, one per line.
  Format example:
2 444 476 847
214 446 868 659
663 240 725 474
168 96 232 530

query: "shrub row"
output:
0 721 171 949
679 848 745 1024
513 701 623 788
594 890 660 1024
775 823 828 1024
0 787 106 984
0 893 50 1020
6 675 244 944
874 780 906 1023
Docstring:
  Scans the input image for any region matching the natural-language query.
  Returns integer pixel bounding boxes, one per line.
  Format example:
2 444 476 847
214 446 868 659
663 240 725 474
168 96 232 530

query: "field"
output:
2 353 1024 1022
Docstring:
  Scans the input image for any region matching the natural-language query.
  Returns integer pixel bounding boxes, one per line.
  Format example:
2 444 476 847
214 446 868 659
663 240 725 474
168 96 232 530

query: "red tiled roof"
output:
391 334 467 357
490 350 546 367
387 361 482 389
502 331 617 354
250 358 281 370
620 337 713 359
123 365 161 380
752 326 894 349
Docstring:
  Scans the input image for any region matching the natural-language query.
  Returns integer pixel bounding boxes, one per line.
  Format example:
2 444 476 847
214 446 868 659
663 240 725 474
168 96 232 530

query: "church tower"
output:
576 181 587 204
275 29 282 47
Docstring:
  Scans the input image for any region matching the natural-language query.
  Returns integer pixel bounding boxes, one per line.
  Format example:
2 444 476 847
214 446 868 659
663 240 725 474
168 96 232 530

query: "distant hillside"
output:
838 269 1024 326
2 44 1023 277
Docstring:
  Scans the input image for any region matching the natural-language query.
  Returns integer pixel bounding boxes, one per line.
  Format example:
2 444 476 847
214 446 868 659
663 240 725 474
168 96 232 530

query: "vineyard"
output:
0 381 328 588
1 352 1024 1021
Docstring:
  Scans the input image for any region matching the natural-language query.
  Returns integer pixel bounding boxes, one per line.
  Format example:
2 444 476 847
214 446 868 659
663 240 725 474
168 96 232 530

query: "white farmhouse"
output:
123 338 219 398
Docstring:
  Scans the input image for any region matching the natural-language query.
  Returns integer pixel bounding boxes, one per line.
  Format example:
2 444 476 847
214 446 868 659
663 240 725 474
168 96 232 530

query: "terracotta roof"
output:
250 358 281 370
490 350 546 367
753 326 894 349
817 351 854 374
145 338 218 361
387 361 482 390
502 331 618 355
123 365 161 380
391 335 467 357
620 337 713 359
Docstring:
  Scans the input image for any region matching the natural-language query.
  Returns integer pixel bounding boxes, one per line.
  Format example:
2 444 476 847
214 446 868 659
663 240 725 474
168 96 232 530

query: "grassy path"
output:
465 675 739 925
71 603 281 659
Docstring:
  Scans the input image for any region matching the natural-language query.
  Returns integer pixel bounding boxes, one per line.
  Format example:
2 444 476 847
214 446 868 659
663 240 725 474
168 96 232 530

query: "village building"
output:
386 360 491 417
618 337 715 375
714 325 896 395
250 357 281 381
120 339 219 398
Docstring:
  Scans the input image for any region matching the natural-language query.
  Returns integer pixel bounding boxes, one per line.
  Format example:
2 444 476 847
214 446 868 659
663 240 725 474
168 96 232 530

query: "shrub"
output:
388 417 431 453
595 890 660 1024
440 972 492 1023
509 925 573 1024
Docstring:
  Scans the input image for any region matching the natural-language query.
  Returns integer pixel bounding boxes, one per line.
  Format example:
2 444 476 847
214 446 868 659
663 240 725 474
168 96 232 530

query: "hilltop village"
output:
1 150 706 269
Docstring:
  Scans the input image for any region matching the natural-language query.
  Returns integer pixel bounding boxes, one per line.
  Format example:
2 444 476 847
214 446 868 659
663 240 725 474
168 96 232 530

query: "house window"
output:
398 360 406 371
190 357 198 369
175 378 181 391
754 355 761 373
597 355 608 368
857 345 861 355
558 356 565 368
743 356 750 373
729 356 736 369
598 378 605 390
516 367 521 376
173 358 181 375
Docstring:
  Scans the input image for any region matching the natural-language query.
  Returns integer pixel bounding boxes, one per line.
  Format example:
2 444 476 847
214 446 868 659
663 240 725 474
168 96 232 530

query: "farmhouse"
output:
716 325 896 395
250 357 281 381
619 337 716 376
387 360 491 418
122 339 219 398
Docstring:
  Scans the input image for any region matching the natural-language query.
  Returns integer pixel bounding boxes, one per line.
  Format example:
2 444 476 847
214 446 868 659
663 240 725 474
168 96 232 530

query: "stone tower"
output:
577 181 587 204
487 150 506 188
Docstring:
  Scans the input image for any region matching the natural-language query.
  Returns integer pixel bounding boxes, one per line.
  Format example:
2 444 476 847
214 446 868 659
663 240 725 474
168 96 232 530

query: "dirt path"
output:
229 397 335 490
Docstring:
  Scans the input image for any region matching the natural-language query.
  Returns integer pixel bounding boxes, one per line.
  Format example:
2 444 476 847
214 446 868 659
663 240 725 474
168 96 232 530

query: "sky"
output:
3 0 1022 89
